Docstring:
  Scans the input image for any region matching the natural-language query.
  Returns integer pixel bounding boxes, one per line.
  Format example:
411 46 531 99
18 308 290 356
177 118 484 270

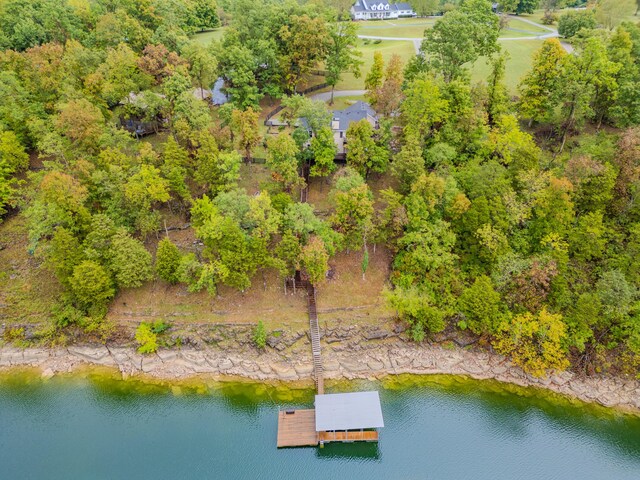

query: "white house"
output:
351 0 416 21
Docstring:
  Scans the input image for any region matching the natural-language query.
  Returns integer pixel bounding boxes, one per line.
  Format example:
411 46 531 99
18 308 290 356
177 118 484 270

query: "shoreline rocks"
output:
1 340 639 413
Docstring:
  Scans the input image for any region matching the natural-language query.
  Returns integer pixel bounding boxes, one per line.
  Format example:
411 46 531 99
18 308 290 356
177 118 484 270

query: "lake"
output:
0 372 638 479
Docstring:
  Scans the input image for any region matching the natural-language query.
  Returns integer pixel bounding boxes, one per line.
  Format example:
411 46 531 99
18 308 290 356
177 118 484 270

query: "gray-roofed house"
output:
331 101 378 155
351 0 416 20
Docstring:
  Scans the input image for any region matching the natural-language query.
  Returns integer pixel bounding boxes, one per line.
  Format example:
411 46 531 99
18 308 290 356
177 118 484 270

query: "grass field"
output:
192 27 226 45
335 39 416 90
470 39 542 93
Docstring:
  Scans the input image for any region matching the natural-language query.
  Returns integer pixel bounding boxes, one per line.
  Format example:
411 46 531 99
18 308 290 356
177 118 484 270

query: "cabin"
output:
351 0 416 21
277 391 384 447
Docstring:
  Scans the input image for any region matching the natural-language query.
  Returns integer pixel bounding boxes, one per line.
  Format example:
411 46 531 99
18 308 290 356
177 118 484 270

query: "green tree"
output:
300 235 329 285
156 237 182 284
69 260 115 316
266 133 303 191
330 169 374 251
458 276 505 335
182 41 218 93
558 10 597 38
391 133 425 194
421 0 500 81
326 22 362 104
386 286 446 341
345 119 388 178
518 39 567 125
230 108 261 161
486 52 510 126
401 75 449 140
310 127 337 180
110 229 153 288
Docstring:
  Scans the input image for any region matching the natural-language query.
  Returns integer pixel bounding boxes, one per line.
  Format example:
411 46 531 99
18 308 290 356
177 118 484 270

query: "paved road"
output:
358 15 571 53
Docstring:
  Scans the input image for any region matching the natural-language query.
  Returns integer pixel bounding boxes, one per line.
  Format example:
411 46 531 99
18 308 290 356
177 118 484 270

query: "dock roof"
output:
315 391 384 431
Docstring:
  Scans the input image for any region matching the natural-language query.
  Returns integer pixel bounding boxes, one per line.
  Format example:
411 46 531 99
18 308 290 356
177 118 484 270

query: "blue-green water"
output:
0 373 639 480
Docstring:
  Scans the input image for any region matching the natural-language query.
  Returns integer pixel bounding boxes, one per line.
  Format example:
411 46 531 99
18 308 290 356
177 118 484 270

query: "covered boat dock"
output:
276 391 384 447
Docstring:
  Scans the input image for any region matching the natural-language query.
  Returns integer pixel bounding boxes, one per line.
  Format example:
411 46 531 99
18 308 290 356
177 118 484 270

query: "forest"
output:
0 0 639 379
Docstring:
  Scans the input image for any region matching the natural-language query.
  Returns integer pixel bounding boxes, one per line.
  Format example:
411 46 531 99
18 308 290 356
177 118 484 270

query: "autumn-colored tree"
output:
493 308 569 377
373 54 404 117
55 98 105 154
365 51 384 106
137 44 187 84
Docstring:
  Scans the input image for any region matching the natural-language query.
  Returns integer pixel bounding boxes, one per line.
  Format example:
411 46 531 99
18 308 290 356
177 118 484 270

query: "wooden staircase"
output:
307 284 324 395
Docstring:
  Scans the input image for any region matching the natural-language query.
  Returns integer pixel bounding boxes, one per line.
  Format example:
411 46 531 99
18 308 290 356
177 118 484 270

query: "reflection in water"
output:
316 441 381 460
0 371 639 480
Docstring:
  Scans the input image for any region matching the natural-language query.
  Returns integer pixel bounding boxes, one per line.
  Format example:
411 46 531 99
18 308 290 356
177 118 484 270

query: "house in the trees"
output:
331 101 379 156
351 0 416 20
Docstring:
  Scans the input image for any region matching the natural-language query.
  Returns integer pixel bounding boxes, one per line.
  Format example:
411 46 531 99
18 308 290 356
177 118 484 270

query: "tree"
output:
421 0 500 81
330 169 374 251
55 98 106 154
266 133 303 191
365 51 384 105
190 0 221 31
156 237 182 284
310 127 337 179
373 54 404 117
391 133 425 194
161 136 191 203
300 236 329 285
137 44 187 85
486 52 510 126
558 10 597 38
44 227 84 287
135 322 158 354
326 22 362 104
493 308 569 377
278 14 330 93
596 0 635 30
69 260 115 316
0 130 28 218
401 75 449 140
458 276 505 335
109 229 153 288
182 42 218 93
518 39 567 125
345 119 388 178
230 108 261 161
386 286 446 341
194 132 241 195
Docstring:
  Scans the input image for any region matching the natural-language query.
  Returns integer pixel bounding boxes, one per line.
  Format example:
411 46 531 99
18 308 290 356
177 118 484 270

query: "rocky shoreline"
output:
1 321 639 413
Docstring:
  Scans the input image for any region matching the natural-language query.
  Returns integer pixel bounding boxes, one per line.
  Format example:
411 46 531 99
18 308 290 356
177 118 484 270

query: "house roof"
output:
352 0 414 13
332 101 377 131
315 391 384 431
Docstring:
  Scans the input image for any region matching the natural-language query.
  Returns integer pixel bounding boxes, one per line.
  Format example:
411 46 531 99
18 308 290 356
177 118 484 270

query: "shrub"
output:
135 323 158 354
253 320 267 349
541 11 557 25
69 260 115 316
372 39 382 44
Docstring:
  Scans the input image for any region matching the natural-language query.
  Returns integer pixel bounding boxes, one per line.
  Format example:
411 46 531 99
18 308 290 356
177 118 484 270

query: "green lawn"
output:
192 27 227 45
357 18 434 38
335 39 416 90
504 17 549 34
470 39 543 93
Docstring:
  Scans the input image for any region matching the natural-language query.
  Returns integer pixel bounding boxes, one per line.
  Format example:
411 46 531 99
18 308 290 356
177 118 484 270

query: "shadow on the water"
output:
315 441 380 461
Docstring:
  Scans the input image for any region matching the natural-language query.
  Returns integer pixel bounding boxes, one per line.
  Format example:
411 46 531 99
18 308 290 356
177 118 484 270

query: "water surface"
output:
0 372 638 479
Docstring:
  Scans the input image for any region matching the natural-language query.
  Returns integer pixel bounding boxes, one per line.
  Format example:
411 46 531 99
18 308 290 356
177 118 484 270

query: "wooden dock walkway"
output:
307 284 324 395
277 409 318 447
319 430 379 442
